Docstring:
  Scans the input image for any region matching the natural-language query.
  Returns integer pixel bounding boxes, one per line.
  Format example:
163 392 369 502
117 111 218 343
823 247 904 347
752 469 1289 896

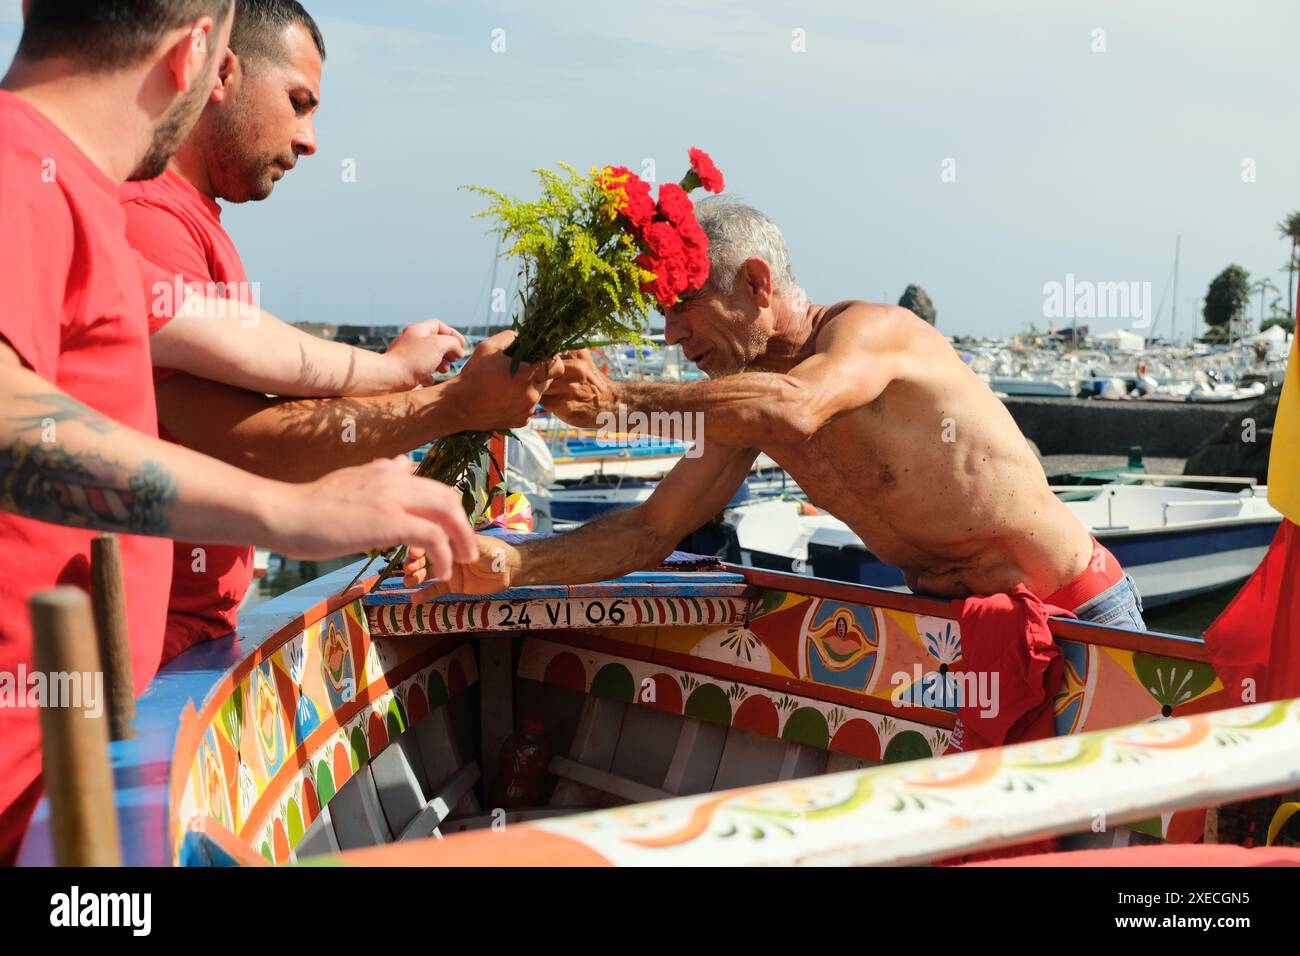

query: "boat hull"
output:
14 553 1263 867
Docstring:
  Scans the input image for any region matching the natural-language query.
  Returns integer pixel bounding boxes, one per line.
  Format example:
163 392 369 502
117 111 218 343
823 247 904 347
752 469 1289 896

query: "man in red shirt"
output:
122 1 553 665
0 0 477 864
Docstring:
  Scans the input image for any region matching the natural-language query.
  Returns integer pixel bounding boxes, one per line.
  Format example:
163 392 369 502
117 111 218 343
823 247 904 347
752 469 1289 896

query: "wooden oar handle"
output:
91 534 136 741
30 586 123 867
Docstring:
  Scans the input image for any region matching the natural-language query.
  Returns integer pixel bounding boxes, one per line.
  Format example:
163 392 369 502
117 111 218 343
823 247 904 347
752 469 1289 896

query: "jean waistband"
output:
1043 538 1125 611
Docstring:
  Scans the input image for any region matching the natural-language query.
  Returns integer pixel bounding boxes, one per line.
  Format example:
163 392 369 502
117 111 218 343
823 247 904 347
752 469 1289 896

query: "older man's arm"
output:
544 302 914 447
405 443 759 599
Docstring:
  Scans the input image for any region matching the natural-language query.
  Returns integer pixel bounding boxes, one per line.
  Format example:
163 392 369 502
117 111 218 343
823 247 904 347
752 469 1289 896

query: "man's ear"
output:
210 48 239 102
741 258 775 309
163 15 216 92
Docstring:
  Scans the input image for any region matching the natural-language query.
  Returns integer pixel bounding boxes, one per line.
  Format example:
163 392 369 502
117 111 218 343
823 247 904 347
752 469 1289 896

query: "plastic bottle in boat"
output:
495 718 550 809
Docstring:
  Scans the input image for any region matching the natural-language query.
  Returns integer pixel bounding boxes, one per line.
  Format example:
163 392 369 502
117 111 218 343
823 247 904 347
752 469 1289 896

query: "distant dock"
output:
1004 395 1255 457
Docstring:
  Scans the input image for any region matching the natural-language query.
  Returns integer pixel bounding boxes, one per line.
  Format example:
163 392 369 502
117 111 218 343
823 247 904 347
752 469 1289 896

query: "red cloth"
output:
121 170 256 665
1198 519 1300 708
933 586 1071 865
946 584 1070 753
0 91 173 862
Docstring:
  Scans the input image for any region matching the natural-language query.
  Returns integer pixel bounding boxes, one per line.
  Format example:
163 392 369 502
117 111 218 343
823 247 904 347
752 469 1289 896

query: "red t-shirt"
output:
0 91 173 862
120 169 256 666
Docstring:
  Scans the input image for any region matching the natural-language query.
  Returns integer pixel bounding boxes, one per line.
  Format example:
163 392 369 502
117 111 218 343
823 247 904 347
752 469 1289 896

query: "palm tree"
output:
1276 212 1300 317
1249 276 1279 327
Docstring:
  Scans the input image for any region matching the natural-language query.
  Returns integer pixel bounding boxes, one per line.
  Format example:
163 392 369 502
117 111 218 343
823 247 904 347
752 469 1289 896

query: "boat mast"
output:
1171 234 1180 344
484 234 502 340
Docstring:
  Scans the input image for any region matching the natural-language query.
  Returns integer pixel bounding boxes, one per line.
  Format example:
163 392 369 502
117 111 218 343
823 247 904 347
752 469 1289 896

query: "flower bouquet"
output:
343 149 726 592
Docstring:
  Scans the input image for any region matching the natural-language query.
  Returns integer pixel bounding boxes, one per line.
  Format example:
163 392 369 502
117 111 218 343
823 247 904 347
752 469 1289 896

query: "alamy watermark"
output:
1043 273 1153 329
50 886 150 936
0 666 103 718
593 404 705 459
889 666 1000 718
150 274 262 328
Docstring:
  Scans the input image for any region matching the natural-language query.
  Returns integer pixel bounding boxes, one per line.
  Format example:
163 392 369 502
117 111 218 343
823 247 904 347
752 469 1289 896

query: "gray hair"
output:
695 197 798 297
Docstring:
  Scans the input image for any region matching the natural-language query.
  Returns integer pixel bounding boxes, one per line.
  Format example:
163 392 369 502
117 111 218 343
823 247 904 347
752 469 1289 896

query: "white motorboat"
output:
725 480 1282 608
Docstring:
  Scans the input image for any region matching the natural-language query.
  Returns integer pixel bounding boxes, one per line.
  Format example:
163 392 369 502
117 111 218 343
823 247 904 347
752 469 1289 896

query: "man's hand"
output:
402 535 519 602
447 330 563 430
265 457 476 580
383 319 468 387
541 350 619 428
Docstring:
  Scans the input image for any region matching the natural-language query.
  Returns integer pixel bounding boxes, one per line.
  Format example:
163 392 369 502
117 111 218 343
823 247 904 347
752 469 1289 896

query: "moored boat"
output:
728 482 1282 607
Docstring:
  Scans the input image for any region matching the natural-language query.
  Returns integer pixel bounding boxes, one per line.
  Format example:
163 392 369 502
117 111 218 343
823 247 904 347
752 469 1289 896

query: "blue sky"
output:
4 0 1300 338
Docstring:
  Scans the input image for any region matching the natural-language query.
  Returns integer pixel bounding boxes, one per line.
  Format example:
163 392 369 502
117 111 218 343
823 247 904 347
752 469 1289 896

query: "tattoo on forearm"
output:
13 393 117 435
1 437 176 535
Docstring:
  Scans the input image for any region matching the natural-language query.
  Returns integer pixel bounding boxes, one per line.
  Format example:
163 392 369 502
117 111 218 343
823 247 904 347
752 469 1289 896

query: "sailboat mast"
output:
1171 234 1180 343
484 234 502 340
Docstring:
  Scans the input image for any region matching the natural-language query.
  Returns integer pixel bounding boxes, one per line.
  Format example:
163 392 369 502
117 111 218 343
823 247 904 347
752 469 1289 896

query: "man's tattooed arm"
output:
1 393 177 535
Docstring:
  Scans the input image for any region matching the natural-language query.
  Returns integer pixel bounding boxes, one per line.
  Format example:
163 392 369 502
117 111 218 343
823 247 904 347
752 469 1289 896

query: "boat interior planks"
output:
16 556 1290 867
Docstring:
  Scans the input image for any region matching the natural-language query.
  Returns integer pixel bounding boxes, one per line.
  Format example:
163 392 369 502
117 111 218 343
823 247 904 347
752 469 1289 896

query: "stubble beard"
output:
128 77 212 182
208 98 277 202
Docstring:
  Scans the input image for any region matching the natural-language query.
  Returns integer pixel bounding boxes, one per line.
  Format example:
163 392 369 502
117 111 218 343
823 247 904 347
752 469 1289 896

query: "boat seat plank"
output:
479 635 514 800
824 752 873 774
549 755 673 805
370 731 428 837
778 741 828 780
329 766 392 850
550 696 627 807
397 761 482 842
661 719 727 796
293 803 340 860
414 705 480 816
608 705 681 790
712 727 789 791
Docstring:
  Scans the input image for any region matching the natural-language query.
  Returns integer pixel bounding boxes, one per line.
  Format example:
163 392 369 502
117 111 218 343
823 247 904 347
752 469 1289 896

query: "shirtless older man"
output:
407 198 1147 629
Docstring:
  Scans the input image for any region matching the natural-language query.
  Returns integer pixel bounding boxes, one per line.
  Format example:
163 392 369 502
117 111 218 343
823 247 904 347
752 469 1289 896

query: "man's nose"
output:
293 120 318 157
663 314 687 345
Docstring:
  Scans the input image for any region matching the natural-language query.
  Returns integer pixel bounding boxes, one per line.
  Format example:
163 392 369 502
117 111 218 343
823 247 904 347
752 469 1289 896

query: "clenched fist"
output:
540 349 619 428
384 319 468 387
402 535 520 602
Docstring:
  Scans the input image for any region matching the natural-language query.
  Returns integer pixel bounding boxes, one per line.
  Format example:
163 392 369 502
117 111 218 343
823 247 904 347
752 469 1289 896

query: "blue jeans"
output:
1071 573 1146 630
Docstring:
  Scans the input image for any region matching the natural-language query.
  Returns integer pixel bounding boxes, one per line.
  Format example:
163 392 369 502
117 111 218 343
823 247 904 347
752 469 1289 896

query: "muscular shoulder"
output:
812 300 945 356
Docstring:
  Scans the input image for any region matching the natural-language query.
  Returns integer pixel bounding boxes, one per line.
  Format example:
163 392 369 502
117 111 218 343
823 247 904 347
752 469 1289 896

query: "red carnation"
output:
643 219 683 259
637 221 692 309
686 148 725 193
602 165 657 233
656 182 695 228
637 253 686 309
655 184 710 291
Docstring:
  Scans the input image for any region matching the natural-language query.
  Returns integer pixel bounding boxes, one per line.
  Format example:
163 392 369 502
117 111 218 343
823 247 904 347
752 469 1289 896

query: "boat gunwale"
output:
728 564 1214 661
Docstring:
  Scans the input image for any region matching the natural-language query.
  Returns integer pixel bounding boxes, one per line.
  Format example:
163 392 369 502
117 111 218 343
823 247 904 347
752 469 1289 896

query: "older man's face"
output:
662 289 767 378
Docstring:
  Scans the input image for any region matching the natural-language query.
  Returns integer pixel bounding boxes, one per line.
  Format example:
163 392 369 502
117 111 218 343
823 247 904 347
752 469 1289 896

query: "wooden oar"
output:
30 587 123 867
91 534 135 741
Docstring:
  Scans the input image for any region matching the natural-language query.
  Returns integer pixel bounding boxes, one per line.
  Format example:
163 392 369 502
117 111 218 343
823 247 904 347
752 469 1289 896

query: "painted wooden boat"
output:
17 550 1297 867
728 484 1282 607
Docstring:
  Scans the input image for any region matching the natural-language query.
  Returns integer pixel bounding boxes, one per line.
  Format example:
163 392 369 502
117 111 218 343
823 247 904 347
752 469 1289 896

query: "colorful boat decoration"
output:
17 553 1294 868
